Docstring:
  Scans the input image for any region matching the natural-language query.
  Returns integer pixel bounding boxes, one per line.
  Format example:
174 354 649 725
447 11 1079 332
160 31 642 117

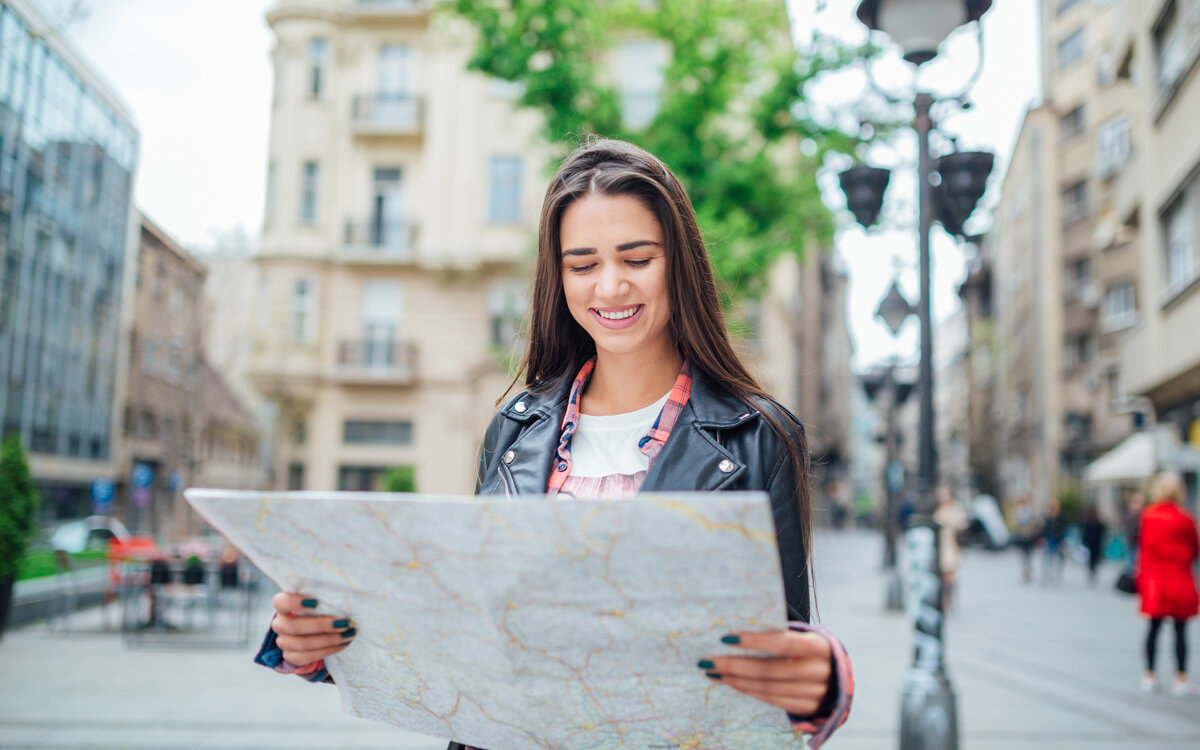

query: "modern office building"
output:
0 0 138 520
251 0 549 494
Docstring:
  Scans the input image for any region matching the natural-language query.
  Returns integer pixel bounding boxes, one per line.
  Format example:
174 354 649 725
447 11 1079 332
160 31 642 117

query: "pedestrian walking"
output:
1040 499 1068 585
1081 503 1108 586
934 487 968 610
254 139 854 748
1136 472 1200 696
1123 491 1145 563
1012 495 1039 583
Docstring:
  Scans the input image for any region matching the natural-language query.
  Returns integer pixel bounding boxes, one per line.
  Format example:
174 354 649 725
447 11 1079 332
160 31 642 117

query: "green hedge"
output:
16 549 109 581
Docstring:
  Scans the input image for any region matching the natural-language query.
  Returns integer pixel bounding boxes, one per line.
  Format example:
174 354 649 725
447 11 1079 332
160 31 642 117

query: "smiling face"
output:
559 192 674 363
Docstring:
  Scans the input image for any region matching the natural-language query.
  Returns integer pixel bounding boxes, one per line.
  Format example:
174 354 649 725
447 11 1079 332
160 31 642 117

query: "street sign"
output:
91 478 115 515
132 462 154 488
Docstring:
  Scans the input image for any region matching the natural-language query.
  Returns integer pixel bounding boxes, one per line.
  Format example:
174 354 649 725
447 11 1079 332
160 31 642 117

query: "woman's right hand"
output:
271 592 356 667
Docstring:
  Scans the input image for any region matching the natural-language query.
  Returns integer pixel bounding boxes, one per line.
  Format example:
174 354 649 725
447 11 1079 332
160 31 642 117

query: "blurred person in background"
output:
1040 499 1067 585
1136 472 1199 696
934 487 968 611
1012 495 1039 583
1081 503 1108 586
1123 491 1146 563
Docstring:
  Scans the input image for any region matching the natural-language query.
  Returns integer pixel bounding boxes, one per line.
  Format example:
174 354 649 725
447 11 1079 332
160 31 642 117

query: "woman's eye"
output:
626 259 652 268
566 263 596 273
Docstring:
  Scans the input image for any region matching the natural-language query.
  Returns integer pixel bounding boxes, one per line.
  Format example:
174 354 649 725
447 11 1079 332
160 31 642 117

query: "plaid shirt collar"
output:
546 357 693 494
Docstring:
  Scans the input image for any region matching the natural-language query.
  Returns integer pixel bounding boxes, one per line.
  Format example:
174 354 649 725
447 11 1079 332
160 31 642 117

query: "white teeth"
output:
597 306 639 320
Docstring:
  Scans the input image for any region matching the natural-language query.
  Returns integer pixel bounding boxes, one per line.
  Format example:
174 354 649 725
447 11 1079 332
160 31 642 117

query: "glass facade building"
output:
0 2 138 516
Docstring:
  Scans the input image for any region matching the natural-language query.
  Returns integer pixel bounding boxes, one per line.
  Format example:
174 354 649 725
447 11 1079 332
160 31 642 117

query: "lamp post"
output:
839 3 993 750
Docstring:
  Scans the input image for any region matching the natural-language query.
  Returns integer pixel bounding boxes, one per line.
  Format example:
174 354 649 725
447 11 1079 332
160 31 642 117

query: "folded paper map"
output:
184 489 803 750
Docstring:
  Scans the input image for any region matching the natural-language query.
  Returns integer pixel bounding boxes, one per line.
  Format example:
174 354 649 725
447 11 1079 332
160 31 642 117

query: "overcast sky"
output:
49 0 1040 371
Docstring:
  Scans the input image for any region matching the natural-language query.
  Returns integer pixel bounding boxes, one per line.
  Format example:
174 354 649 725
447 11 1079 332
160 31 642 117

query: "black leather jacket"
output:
449 367 813 750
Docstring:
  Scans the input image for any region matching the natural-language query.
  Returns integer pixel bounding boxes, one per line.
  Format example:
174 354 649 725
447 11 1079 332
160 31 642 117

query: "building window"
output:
361 280 402 365
1058 28 1084 70
291 277 317 344
488 156 523 224
1164 190 1196 295
1059 104 1086 141
142 336 160 375
301 161 319 222
1061 179 1089 225
1096 48 1116 87
1153 0 1200 92
273 48 285 101
618 40 669 129
265 162 277 225
338 465 388 491
1067 257 1093 300
287 462 305 491
370 168 407 248
292 416 307 446
1096 115 1131 178
488 280 527 348
343 420 413 445
1064 334 1095 369
1107 368 1125 406
307 38 328 98
1103 281 1137 331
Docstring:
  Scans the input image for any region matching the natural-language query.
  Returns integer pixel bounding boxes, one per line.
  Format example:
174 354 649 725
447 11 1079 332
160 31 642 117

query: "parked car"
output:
48 516 131 553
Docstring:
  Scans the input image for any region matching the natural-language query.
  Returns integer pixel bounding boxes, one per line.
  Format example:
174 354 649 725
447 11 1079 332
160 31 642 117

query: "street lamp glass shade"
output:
936 150 994 235
857 0 992 65
876 280 914 335
839 165 891 228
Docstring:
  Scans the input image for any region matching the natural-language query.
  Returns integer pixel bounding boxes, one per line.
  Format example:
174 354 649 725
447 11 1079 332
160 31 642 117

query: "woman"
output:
1137 471 1199 696
258 139 853 746
934 487 967 610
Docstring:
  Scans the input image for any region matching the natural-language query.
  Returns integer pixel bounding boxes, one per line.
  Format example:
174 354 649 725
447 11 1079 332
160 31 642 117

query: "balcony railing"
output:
335 340 417 384
354 0 431 13
342 221 417 260
351 94 423 134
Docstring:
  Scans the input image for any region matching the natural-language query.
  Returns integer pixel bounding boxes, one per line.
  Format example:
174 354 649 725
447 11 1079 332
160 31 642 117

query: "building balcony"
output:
334 340 418 385
353 0 432 16
351 94 424 135
341 221 418 263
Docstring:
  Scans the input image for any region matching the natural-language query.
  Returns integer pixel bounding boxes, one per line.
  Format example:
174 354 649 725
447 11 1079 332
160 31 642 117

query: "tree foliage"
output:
451 0 870 301
383 466 417 493
0 435 40 581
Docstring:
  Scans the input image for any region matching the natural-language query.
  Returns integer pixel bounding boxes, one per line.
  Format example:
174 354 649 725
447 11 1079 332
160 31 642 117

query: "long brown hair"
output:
519 138 813 594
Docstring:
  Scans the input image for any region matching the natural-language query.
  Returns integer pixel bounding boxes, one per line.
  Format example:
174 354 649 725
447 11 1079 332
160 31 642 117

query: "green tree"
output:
383 466 417 493
451 0 872 302
0 434 40 581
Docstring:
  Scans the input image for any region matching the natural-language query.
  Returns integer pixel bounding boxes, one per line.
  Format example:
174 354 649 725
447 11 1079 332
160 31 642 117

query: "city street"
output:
1 528 1197 749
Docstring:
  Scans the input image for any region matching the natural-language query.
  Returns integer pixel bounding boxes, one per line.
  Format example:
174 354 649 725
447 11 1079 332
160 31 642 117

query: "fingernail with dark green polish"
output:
697 660 715 670
332 619 350 628
340 628 357 638
721 635 741 645
705 672 722 680
301 598 318 608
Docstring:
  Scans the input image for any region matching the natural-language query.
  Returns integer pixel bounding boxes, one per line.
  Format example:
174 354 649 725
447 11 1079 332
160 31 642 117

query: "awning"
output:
1084 428 1200 484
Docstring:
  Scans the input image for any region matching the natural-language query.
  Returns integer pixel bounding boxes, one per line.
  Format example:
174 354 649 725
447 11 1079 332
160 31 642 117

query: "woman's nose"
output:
595 263 627 298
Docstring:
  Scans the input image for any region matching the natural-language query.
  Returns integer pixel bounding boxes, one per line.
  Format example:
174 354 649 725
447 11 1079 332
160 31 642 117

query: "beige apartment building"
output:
118 214 209 537
991 0 1145 509
756 250 854 512
251 0 549 494
1111 0 1200 505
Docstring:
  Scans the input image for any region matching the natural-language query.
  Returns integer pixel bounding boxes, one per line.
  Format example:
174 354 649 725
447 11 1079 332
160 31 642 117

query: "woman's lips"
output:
590 304 644 329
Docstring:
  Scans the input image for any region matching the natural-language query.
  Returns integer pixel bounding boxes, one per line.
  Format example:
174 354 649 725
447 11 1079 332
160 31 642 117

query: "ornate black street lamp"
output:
840 3 993 750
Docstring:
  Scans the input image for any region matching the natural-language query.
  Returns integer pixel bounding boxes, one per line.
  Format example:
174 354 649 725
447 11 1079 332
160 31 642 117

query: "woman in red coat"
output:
1137 472 1200 696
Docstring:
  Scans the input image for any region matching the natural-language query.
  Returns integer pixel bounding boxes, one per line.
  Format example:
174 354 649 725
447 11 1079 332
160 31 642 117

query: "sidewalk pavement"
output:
0 528 1197 749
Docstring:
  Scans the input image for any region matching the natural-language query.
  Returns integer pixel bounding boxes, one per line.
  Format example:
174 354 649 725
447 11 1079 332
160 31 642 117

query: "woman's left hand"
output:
699 630 833 717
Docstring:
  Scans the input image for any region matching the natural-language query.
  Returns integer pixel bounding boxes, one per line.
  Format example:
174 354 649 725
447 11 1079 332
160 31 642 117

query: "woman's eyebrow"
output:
562 240 661 256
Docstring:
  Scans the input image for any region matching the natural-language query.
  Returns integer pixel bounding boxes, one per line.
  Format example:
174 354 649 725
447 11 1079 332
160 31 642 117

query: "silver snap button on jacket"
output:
718 459 735 474
503 450 515 464
514 401 527 413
